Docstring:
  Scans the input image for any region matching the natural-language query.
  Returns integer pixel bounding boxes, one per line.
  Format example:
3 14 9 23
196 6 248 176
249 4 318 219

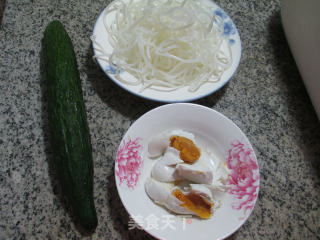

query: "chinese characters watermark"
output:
128 214 193 231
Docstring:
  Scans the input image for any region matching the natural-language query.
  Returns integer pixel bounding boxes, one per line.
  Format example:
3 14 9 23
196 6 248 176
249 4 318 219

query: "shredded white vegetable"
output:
92 0 233 92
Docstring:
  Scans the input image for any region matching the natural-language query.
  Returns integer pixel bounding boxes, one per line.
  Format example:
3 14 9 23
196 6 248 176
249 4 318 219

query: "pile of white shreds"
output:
92 0 233 92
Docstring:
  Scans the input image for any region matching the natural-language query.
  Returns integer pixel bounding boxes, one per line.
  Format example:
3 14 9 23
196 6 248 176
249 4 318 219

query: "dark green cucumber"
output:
43 20 97 231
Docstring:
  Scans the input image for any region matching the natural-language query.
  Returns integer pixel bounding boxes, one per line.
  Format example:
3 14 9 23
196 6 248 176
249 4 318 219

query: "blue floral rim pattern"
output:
105 65 118 74
214 8 237 46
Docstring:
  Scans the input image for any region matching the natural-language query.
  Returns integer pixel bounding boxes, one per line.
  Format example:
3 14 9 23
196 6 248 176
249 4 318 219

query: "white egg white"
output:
161 147 183 165
152 161 178 182
145 129 229 218
147 129 196 158
169 129 196 142
189 184 213 200
145 178 193 215
148 132 170 158
151 147 182 182
176 164 212 184
174 148 215 184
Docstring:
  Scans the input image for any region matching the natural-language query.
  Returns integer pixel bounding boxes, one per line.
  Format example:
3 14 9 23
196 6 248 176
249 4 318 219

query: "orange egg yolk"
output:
170 136 200 164
172 189 213 219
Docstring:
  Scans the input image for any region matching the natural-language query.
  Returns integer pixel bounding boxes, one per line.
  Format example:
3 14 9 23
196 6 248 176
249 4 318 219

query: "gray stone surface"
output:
0 0 319 239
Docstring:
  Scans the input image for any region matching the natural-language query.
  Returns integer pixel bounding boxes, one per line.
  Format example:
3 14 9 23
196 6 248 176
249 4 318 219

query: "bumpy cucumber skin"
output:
43 20 97 231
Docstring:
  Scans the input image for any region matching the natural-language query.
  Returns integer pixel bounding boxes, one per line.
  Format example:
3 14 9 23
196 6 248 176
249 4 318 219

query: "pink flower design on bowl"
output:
226 140 260 212
116 137 143 189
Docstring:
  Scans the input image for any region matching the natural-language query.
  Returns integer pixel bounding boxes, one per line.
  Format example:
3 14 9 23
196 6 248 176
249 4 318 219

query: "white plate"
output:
92 0 242 103
115 103 260 240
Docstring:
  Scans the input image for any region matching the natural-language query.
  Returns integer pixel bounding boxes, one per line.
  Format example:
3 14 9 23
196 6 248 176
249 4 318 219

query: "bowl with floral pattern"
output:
115 103 260 240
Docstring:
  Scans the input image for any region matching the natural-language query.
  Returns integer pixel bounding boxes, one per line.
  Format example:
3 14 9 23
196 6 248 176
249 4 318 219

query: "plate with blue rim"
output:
91 0 241 102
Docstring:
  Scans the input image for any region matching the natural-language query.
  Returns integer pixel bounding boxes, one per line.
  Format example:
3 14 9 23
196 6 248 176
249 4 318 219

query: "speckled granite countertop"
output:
1 0 319 239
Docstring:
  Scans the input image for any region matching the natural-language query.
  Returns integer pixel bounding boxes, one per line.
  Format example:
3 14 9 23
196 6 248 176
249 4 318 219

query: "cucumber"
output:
43 20 98 231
